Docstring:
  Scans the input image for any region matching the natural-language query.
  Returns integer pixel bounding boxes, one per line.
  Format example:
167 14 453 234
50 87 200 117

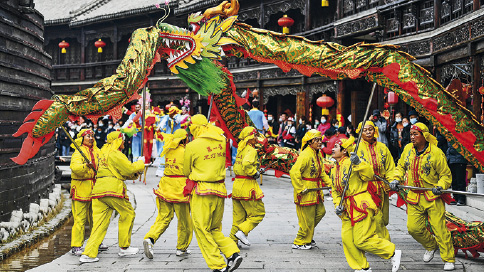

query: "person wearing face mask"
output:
266 113 279 145
295 116 308 150
277 113 288 145
370 109 389 146
317 116 330 135
390 112 404 161
401 110 418 148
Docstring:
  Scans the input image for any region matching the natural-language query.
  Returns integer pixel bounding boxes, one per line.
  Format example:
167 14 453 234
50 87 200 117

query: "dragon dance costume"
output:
82 131 144 259
393 123 455 265
289 130 331 248
355 121 394 241
144 129 193 257
69 129 100 250
330 137 397 270
183 115 241 271
229 126 265 245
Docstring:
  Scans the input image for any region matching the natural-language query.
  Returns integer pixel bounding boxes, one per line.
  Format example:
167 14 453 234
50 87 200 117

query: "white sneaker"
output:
235 230 251 246
423 249 437 262
444 262 455 271
391 250 402 272
291 244 312 250
118 246 139 256
355 268 372 272
79 254 99 263
176 249 191 256
143 239 153 259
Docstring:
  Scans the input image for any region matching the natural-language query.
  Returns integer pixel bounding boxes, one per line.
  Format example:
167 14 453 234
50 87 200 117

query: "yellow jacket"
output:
70 145 100 202
154 145 189 203
330 157 377 225
92 150 144 200
289 147 331 206
394 143 452 204
232 145 263 200
357 140 395 202
183 136 227 197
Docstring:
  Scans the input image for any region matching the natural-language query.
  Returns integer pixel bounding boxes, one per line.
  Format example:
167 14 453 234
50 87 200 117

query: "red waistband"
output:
235 175 255 180
411 190 426 194
164 175 186 178
193 179 225 183
302 177 320 181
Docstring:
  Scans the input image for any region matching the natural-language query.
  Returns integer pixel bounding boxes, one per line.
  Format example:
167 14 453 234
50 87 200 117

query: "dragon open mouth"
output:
159 33 197 69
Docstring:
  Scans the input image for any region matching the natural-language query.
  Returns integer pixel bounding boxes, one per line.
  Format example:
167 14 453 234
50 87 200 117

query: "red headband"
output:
410 125 423 132
81 129 93 137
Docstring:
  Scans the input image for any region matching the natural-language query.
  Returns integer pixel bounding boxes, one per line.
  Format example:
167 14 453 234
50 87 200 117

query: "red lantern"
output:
58 40 69 54
278 15 294 34
388 91 398 105
316 94 334 115
95 39 106 53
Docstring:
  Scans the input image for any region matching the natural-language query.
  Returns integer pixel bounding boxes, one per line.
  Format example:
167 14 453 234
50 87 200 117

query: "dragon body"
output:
11 0 484 254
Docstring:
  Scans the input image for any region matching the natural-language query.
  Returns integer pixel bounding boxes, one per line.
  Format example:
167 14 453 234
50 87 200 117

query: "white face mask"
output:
268 116 273 121
321 119 326 124
395 117 402 123
315 121 320 125
299 119 302 124
108 125 113 129
403 122 409 127
279 117 282 122
410 118 418 124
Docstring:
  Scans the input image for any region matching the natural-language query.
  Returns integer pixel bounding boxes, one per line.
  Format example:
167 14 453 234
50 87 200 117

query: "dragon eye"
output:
188 23 201 34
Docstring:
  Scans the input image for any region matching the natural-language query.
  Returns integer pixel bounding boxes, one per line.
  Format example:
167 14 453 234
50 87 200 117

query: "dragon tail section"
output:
11 100 55 165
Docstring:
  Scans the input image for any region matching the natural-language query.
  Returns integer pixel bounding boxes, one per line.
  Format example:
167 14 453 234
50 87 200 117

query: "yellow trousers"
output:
190 193 239 270
294 202 325 245
229 199 265 242
82 197 135 258
71 200 93 247
407 197 455 263
342 210 395 270
144 197 193 250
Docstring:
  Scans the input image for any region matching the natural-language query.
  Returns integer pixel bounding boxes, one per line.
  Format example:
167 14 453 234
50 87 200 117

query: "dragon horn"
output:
203 0 239 19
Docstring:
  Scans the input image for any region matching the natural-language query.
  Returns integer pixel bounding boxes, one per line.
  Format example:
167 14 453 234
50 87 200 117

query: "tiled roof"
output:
34 0 88 25
34 0 179 26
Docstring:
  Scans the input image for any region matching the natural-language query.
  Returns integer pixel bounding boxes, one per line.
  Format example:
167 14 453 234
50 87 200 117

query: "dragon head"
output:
156 15 238 74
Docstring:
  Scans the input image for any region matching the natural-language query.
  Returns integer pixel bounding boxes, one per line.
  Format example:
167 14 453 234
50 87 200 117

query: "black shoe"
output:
226 253 243 272
212 268 227 272
449 201 457 205
457 201 466 206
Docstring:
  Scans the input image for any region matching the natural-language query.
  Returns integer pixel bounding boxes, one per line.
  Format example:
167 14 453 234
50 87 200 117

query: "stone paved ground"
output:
29 168 484 271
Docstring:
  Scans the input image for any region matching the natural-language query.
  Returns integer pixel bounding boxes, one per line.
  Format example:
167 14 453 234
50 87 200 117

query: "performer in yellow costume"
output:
289 129 331 250
355 121 395 241
183 114 242 272
70 129 104 256
390 123 455 271
143 129 193 259
80 131 145 263
331 137 401 272
229 126 265 247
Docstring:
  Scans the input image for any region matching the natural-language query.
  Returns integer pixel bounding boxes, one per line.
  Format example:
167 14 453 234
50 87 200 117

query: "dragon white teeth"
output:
186 43 190 50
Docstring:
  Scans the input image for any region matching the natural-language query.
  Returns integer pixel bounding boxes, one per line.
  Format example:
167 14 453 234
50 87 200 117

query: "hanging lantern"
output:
316 94 334 115
388 91 398 105
278 15 294 34
321 0 329 7
58 40 69 54
95 39 106 53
